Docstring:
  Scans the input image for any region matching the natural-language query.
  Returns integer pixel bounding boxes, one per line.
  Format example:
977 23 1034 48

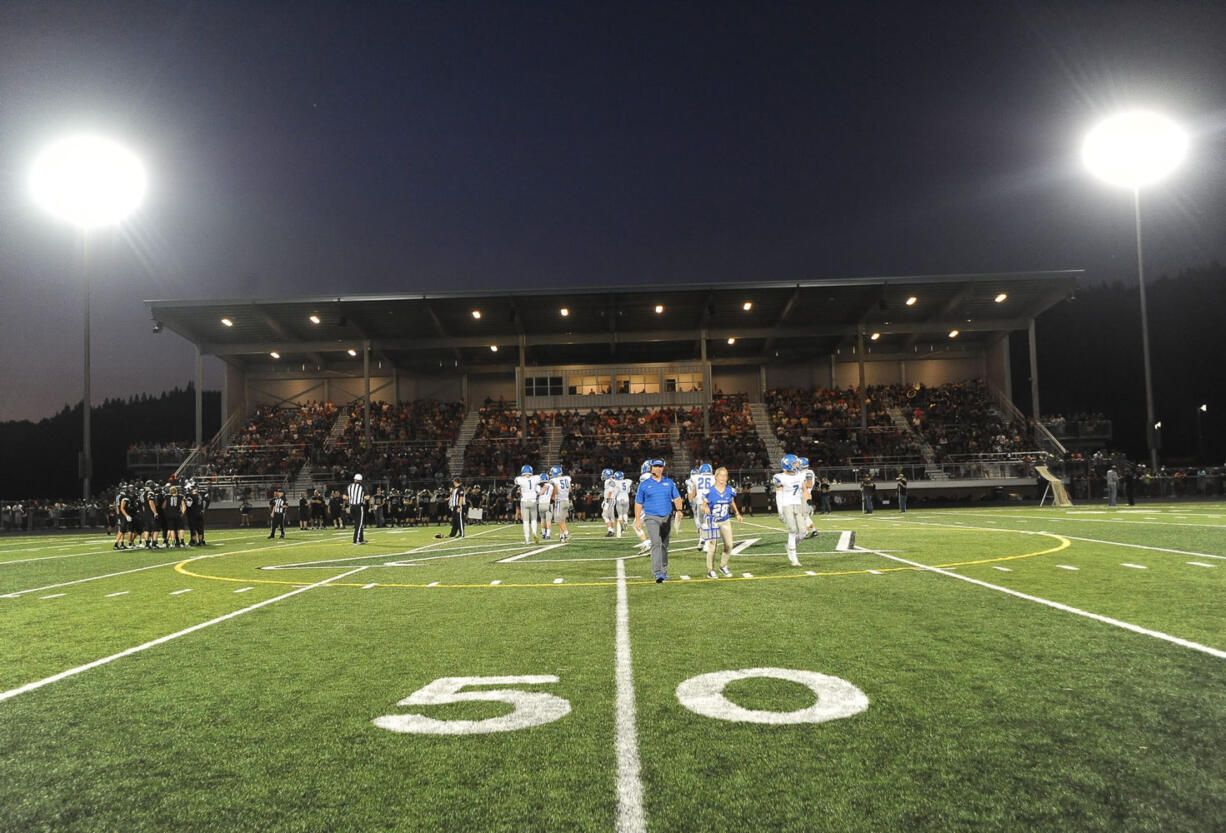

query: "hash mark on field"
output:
362 583 377 589
805 571 817 576
41 593 66 599
106 591 129 597
171 589 193 595
868 570 882 575
992 566 1012 572
427 582 439 587
1057 565 1079 571
233 587 254 593
1187 562 1216 568
553 578 564 584
490 580 502 586
680 575 691 581
742 572 754 578
1121 563 1148 570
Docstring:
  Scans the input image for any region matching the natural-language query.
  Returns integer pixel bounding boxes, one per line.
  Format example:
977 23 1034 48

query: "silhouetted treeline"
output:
1011 262 1225 465
0 386 220 496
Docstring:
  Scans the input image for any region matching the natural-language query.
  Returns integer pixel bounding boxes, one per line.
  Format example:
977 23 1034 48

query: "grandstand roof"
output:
147 270 1078 373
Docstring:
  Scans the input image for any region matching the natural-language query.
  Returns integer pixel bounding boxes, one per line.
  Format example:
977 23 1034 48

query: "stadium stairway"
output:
327 409 350 441
748 402 785 466
545 424 563 467
446 409 483 477
670 421 690 472
887 406 948 480
290 464 319 497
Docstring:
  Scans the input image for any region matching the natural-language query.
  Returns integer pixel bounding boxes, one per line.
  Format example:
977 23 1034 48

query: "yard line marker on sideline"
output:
0 566 369 704
614 558 647 833
233 587 254 593
993 566 1012 572
861 548 1226 661
1187 562 1216 568
171 589 193 595
1057 565 1079 571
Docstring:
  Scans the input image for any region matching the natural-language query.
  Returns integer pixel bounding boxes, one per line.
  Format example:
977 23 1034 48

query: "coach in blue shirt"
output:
634 459 683 583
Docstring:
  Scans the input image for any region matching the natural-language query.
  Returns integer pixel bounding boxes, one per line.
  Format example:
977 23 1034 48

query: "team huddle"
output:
112 479 210 550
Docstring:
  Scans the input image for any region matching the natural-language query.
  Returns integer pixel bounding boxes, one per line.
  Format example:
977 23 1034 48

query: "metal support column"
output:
1028 319 1041 425
857 327 867 430
195 347 204 448
363 339 372 449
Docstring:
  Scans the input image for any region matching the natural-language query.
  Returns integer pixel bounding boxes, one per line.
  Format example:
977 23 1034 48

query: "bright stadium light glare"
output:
560 307 569 317
270 351 280 359
1083 111 1187 189
347 348 357 357
309 314 321 324
221 317 233 327
994 293 1008 303
742 301 753 311
489 344 498 352
905 296 917 306
948 329 959 339
654 304 664 314
471 309 482 319
30 135 146 228
727 337 736 345
870 332 881 341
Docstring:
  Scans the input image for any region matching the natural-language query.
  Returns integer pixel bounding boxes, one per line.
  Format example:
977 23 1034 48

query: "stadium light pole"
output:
1082 111 1187 473
30 135 146 521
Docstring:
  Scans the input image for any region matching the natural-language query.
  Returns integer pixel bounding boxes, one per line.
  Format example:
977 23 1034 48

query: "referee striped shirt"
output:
347 481 365 506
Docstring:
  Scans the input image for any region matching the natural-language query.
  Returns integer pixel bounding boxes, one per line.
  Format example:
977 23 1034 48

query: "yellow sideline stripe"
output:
174 529 1071 589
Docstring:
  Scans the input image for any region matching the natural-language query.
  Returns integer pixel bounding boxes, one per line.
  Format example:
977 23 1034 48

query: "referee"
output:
347 474 367 544
436 478 465 539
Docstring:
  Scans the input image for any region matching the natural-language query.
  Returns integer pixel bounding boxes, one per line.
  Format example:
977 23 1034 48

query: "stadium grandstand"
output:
144 272 1082 513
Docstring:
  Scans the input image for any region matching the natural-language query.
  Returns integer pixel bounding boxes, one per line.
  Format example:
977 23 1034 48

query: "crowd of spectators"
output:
555 407 676 475
201 401 338 477
680 395 770 470
1042 412 1112 440
764 385 918 466
905 380 1028 460
126 442 194 465
461 406 548 478
320 399 465 484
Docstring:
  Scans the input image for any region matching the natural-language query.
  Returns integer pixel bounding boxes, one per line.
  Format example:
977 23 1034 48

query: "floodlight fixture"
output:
270 351 280 359
309 314 321 324
221 317 234 327
1083 111 1187 189
560 307 569 317
654 304 664 314
471 310 482 319
489 344 498 352
347 348 358 357
994 293 1008 303
905 296 917 306
30 135 146 229
870 332 881 341
727 337 736 345
1200 403 1208 412
742 301 753 311
948 329 959 339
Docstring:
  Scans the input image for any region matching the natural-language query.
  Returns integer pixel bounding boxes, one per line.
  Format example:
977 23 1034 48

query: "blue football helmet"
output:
602 468 614 480
539 473 549 484
640 460 652 476
614 471 624 480
798 457 810 469
781 454 799 472
549 465 562 478
698 462 713 474
520 465 533 476
690 467 699 476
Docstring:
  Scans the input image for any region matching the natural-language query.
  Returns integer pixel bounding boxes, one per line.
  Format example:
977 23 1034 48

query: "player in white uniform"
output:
548 466 572 542
615 471 647 548
684 467 698 536
688 462 716 549
601 468 618 536
514 465 540 544
536 473 554 540
774 454 806 567
799 457 817 539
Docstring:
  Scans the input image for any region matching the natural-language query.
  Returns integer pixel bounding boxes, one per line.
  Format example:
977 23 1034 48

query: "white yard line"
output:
0 566 368 704
497 543 565 563
0 534 246 564
614 558 646 833
0 540 311 599
860 547 1226 661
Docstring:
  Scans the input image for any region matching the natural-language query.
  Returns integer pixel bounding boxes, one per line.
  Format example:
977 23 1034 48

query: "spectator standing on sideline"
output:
1106 465 1119 507
298 492 310 530
896 473 908 513
634 459 683 583
347 475 367 544
860 473 875 514
699 466 742 578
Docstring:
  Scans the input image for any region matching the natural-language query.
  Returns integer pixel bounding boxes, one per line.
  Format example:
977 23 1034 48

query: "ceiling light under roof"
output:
560 307 569 317
471 310 482 319
309 314 321 324
948 330 960 339
905 296 917 306
220 317 233 327
270 351 280 359
727 337 736 345
489 344 498 352
654 304 664 314
870 332 881 341
347 348 357 357
742 301 752 311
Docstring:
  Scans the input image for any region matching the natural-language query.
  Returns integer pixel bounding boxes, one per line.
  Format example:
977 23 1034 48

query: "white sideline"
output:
861 548 1226 661
0 566 368 704
614 558 646 833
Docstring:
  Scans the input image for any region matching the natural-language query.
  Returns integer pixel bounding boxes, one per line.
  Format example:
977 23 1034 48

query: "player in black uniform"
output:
164 485 186 547
113 483 134 550
184 482 204 546
310 489 326 529
329 490 345 529
298 492 310 531
140 481 160 548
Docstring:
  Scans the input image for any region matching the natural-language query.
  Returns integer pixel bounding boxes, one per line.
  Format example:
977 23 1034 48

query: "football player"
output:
688 462 716 549
536 473 554 540
548 466 572 542
601 468 617 537
799 456 818 539
514 465 540 544
773 454 805 567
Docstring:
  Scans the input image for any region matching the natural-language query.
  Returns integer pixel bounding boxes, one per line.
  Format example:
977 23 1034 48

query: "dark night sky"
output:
2 1 1225 423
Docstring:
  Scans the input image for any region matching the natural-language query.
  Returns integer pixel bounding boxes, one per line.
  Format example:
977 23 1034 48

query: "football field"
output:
2 504 1225 832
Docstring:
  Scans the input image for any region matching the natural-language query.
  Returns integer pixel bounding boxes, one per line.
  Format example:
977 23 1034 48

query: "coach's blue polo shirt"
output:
635 476 680 515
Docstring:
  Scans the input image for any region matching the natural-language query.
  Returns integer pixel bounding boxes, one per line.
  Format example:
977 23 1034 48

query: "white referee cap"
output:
353 473 363 482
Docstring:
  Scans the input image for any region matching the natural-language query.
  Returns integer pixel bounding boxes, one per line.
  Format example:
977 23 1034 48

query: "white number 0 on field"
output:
373 669 867 735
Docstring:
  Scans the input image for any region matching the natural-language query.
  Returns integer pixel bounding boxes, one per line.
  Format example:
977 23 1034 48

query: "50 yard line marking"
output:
0 566 368 704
